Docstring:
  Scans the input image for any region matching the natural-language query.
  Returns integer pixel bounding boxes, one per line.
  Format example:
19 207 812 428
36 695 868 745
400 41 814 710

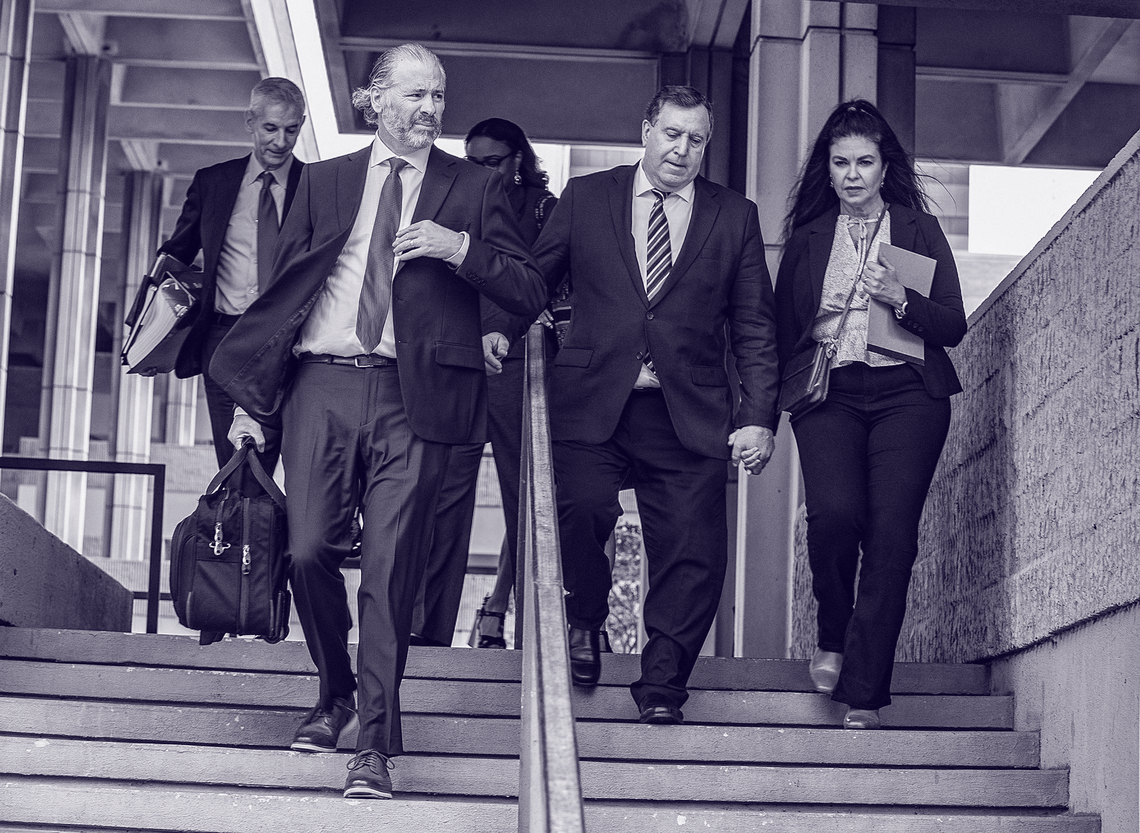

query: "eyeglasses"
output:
466 155 508 168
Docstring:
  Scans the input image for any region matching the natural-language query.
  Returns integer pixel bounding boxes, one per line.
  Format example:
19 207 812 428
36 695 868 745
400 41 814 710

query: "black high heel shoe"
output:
468 595 507 649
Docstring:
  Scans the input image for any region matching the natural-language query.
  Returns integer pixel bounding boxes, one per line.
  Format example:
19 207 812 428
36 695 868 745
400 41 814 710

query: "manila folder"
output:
867 242 935 366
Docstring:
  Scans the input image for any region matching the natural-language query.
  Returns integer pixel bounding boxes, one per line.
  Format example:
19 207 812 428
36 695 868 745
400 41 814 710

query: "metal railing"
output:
0 456 166 633
517 324 586 832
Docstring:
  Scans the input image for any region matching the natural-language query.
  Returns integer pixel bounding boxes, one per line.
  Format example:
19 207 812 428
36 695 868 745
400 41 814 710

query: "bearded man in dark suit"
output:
211 44 543 799
488 85 780 725
158 76 305 470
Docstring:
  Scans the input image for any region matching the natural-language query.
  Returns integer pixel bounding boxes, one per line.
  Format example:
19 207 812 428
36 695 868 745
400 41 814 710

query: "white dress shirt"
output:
296 137 467 359
214 155 290 315
630 162 696 388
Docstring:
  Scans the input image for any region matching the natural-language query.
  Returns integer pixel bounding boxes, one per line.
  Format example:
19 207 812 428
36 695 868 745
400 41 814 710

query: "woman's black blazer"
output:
774 204 967 399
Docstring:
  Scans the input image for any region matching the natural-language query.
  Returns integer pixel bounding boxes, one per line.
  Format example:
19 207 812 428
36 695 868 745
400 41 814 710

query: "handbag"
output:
778 205 887 419
169 441 290 644
121 252 204 376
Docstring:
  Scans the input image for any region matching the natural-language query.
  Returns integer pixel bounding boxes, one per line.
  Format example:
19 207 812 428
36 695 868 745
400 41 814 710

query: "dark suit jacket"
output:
493 165 780 460
159 154 304 378
209 144 545 445
774 203 967 399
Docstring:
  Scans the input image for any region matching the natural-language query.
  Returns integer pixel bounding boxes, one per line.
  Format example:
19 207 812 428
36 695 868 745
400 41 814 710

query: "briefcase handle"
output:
205 440 286 510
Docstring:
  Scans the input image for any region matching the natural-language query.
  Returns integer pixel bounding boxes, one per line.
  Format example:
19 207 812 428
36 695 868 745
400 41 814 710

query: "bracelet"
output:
893 300 908 320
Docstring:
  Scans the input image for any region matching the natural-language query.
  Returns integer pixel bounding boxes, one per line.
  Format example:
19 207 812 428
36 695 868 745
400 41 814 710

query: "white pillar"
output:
111 171 162 561
0 0 32 449
41 55 111 550
737 0 879 658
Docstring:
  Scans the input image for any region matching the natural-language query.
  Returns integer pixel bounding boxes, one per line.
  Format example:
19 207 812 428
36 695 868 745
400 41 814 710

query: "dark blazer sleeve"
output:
893 211 967 348
728 200 781 432
159 170 205 267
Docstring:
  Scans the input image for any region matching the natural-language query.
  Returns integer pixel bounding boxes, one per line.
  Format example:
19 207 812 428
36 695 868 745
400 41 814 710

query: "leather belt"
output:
298 353 397 368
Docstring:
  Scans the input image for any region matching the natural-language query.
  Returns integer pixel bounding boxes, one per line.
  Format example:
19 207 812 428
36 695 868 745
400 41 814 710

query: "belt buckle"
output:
354 355 372 368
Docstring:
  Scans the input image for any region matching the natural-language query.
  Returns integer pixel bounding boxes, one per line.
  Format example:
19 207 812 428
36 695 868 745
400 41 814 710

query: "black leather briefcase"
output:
170 441 290 644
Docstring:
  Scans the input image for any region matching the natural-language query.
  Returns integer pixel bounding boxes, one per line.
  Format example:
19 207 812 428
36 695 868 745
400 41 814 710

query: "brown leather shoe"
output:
568 626 601 687
290 697 357 752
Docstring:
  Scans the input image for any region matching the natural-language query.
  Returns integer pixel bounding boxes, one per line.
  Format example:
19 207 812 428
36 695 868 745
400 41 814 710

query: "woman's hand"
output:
862 254 907 310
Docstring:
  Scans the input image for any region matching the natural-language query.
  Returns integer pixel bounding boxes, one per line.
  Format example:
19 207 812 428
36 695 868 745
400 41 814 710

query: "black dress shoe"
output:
638 695 683 725
567 626 601 687
291 697 357 752
344 749 393 799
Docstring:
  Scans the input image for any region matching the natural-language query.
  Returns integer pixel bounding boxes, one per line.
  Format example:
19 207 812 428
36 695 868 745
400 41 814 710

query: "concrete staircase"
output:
0 628 1100 832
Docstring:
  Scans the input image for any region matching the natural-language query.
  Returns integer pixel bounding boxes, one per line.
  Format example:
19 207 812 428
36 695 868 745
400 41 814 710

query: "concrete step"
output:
0 779 1101 833
0 696 1039 767
0 627 990 694
0 736 1071 807
0 660 1013 729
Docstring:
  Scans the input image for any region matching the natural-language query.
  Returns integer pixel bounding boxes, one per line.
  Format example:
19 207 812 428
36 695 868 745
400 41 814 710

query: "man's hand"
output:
393 220 464 262
729 425 775 476
228 413 266 452
483 332 509 375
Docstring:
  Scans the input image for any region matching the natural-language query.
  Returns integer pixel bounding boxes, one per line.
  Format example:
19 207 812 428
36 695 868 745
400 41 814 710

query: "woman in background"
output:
774 100 967 728
464 118 562 649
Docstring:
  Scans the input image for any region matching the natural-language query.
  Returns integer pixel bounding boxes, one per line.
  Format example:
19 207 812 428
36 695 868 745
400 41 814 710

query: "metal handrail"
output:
517 324 586 832
0 455 166 633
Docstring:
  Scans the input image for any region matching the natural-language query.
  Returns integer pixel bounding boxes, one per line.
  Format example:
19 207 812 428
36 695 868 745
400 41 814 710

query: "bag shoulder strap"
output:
831 203 888 343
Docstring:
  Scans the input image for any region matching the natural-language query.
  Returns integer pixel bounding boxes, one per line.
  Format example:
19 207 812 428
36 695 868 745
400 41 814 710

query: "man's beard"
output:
382 109 441 149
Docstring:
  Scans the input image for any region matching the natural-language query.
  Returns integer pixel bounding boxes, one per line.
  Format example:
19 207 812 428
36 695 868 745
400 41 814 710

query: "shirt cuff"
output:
445 231 470 267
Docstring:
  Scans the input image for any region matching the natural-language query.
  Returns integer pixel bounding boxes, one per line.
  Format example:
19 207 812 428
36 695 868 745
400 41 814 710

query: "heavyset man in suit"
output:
492 85 781 724
211 43 543 799
159 77 305 470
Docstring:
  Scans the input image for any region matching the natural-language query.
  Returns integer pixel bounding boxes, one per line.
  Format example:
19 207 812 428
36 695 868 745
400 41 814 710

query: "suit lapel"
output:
607 166 646 304
282 157 303 220
336 148 371 230
205 156 247 250
412 145 458 223
651 176 719 307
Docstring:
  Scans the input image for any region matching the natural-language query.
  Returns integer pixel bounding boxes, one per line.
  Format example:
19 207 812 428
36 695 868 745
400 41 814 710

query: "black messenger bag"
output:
170 441 290 644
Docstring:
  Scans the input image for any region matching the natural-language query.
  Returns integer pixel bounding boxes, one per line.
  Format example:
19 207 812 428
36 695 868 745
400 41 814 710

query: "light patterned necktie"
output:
645 188 671 299
356 158 407 352
256 171 279 292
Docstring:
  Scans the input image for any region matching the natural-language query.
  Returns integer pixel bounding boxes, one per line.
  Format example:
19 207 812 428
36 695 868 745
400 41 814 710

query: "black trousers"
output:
792 362 951 710
554 389 728 709
412 441 483 645
202 315 281 471
282 362 450 756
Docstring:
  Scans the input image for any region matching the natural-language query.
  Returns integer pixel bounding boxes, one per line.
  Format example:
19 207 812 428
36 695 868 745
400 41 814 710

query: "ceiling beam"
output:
846 0 1140 18
58 12 105 55
1001 17 1133 164
35 0 245 20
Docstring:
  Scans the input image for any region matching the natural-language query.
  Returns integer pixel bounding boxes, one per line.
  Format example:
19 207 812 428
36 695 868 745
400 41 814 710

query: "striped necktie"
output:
356 158 407 353
645 188 671 299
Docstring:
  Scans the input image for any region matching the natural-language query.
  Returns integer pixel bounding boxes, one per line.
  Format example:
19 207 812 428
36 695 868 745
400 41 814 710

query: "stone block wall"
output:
790 129 1140 663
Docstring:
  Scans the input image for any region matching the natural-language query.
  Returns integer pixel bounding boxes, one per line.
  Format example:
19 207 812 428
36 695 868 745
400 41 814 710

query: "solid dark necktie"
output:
356 158 407 353
256 171 279 292
645 189 671 300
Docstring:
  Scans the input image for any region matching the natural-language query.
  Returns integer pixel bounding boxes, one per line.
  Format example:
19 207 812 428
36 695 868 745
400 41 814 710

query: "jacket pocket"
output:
553 347 593 368
434 341 484 370
690 365 728 386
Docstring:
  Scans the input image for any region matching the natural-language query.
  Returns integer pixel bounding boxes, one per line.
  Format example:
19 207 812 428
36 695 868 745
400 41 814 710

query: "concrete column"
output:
165 376 198 446
111 171 162 561
0 0 32 449
41 55 111 551
736 0 879 658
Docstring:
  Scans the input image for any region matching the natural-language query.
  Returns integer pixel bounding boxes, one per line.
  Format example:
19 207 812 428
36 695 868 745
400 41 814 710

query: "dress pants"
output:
202 314 281 471
282 362 450 756
412 441 483 645
792 362 951 710
553 388 728 709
